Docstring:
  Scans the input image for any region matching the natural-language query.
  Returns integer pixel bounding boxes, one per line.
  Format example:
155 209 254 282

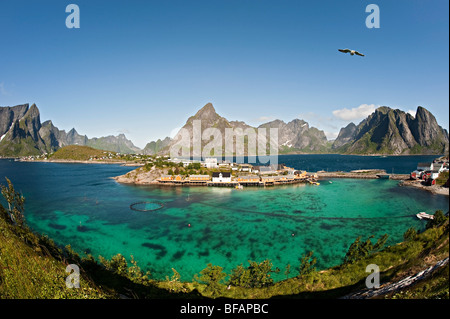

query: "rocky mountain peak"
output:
194 103 217 120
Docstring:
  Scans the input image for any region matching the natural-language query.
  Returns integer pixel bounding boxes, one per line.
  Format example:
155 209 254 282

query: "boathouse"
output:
188 175 210 183
212 172 232 183
159 175 174 183
236 175 260 186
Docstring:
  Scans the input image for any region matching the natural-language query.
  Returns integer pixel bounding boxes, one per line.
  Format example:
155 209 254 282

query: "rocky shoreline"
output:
112 166 168 185
399 179 449 196
112 167 449 196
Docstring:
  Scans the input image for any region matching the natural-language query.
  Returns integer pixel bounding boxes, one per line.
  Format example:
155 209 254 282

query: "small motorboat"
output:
416 212 434 220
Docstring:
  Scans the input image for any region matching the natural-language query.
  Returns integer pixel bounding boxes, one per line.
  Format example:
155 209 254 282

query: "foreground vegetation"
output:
1 178 448 299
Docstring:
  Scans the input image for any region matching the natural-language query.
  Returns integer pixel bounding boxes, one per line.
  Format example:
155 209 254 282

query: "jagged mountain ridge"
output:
0 104 141 156
167 103 329 156
2 103 448 157
333 106 449 155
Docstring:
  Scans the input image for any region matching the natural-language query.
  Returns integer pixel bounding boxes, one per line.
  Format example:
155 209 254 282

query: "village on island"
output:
124 155 449 193
155 157 319 188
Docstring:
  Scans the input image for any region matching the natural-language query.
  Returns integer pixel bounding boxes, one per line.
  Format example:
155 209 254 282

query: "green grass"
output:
436 171 449 186
49 145 115 161
0 216 112 298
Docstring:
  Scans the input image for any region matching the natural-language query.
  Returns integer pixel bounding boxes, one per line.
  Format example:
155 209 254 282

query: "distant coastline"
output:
15 158 143 167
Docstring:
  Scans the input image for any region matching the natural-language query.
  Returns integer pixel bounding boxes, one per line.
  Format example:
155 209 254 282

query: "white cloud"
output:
407 109 416 117
169 126 182 139
256 116 275 122
332 104 377 121
324 131 339 140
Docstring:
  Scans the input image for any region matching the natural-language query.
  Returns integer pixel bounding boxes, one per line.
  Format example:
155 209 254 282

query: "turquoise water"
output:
0 159 448 281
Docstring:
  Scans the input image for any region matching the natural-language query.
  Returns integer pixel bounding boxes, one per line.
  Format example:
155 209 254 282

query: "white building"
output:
212 172 232 183
203 157 218 168
431 169 440 180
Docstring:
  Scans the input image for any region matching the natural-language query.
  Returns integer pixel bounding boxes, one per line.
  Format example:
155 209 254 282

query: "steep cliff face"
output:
333 106 449 155
332 122 357 149
0 104 48 156
0 104 29 137
39 120 64 152
409 106 448 147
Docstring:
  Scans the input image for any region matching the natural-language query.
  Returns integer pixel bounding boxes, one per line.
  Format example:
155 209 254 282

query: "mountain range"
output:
167 103 330 157
0 104 142 156
332 106 449 155
0 102 448 157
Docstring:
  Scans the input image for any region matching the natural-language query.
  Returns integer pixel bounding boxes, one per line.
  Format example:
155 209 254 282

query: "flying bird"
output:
338 48 365 56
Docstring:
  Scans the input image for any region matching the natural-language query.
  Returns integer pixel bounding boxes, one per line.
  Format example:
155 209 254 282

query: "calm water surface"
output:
0 156 447 281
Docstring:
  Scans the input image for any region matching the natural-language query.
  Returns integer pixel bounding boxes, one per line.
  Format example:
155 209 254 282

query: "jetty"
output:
316 170 409 180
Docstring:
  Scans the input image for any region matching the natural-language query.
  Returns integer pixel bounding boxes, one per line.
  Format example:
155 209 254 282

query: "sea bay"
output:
0 154 447 281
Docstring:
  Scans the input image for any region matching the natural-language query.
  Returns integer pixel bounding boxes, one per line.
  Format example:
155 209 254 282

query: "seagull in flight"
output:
338 48 365 56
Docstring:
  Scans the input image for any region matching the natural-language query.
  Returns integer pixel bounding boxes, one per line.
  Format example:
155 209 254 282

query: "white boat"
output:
416 212 434 220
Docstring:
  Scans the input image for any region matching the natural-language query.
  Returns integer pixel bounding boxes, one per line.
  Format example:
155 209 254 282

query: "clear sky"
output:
0 0 448 148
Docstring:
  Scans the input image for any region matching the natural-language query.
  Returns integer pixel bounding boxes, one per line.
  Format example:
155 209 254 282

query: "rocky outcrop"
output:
332 122 357 149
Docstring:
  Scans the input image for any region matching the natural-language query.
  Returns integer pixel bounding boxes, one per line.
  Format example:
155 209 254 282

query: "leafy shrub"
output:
298 251 317 277
229 260 277 288
343 234 388 264
195 263 227 297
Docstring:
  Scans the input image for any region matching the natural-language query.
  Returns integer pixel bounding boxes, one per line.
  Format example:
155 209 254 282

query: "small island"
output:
113 156 321 187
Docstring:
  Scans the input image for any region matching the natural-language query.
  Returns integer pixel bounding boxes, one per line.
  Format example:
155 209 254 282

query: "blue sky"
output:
0 0 448 148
